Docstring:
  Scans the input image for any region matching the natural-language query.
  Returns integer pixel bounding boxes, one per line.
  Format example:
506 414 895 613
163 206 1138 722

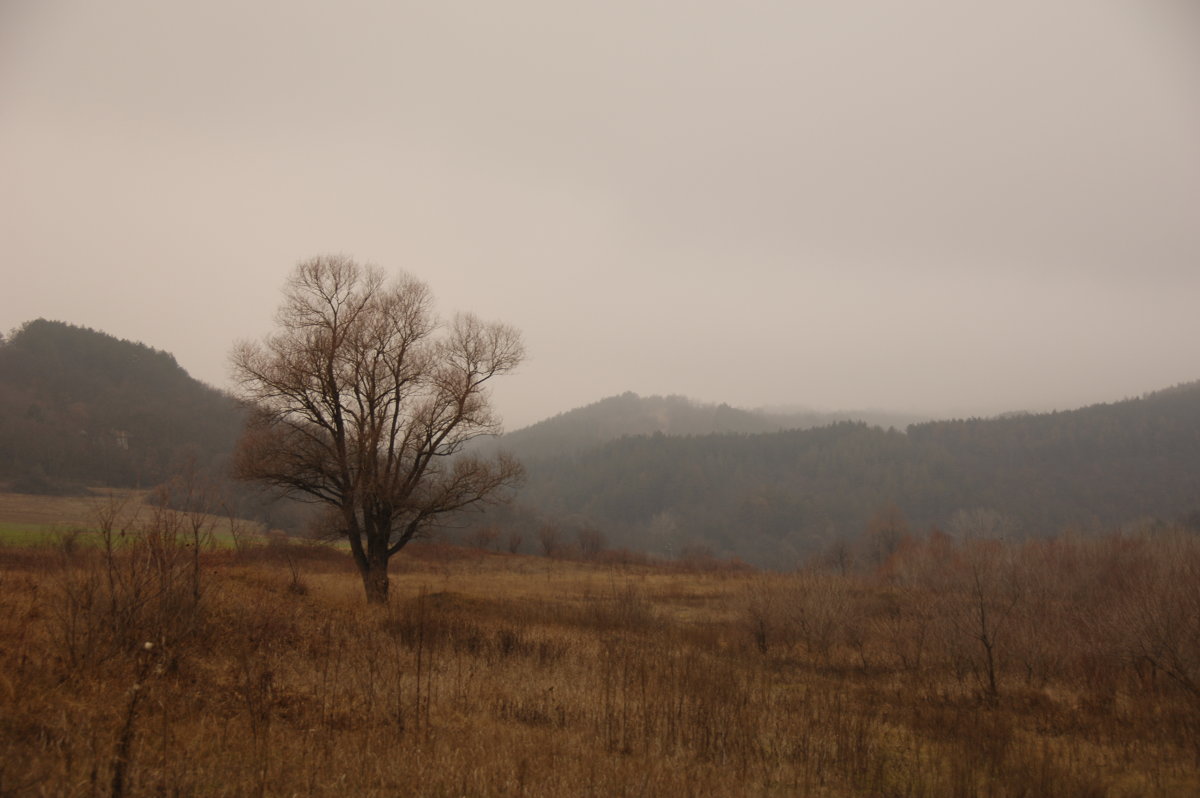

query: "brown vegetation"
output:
2 523 1199 796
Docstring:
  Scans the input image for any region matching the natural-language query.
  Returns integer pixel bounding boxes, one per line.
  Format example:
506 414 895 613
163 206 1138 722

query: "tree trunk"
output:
981 633 999 702
363 553 390 604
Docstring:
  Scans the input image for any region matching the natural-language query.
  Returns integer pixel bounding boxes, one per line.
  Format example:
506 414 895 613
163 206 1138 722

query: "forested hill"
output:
470 383 1200 566
495 391 928 460
0 319 244 493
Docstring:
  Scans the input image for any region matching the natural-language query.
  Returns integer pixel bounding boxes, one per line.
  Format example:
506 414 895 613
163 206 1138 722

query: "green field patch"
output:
0 522 269 551
0 523 85 546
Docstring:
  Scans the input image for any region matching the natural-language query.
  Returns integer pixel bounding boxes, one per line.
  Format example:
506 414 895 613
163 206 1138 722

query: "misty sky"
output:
3 1 1199 430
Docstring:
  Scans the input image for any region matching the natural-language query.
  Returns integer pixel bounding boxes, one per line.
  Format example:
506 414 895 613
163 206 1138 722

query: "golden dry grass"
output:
2 526 1199 797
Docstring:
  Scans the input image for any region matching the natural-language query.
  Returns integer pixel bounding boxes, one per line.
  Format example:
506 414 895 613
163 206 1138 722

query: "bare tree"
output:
466 525 501 551
231 256 524 603
939 509 1024 701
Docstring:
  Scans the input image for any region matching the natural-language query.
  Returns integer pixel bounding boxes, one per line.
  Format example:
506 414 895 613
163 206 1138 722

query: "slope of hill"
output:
465 382 1200 566
0 319 244 493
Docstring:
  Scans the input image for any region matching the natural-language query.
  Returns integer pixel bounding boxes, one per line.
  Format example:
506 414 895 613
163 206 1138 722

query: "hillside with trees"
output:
0 319 244 493
466 383 1200 565
4 319 1199 568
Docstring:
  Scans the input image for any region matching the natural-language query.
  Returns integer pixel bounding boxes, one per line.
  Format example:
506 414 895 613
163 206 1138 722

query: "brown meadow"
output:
1 514 1198 797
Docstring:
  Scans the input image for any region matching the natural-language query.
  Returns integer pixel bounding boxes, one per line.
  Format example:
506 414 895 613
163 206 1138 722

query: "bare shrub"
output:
505 529 523 554
788 573 854 665
466 525 501 551
577 526 607 559
50 494 207 669
537 524 561 558
583 580 657 632
1115 531 1200 705
744 572 858 664
744 577 781 655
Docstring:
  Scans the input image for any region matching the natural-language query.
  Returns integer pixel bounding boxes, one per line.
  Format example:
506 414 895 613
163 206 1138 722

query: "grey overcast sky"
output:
2 1 1198 429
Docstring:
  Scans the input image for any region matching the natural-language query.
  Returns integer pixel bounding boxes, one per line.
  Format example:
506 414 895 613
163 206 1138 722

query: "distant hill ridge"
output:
498 391 928 460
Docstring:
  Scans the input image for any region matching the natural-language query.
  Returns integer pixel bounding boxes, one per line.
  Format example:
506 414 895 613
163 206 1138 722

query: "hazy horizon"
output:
4 1 1198 430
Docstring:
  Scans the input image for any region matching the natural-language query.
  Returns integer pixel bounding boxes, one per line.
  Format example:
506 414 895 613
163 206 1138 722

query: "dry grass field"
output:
1 502 1199 796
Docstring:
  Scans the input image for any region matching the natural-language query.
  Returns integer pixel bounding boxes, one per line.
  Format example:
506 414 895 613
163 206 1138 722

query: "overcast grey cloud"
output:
2 1 1198 428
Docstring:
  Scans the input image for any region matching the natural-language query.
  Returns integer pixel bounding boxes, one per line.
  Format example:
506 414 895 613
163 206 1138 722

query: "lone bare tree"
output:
231 255 524 603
